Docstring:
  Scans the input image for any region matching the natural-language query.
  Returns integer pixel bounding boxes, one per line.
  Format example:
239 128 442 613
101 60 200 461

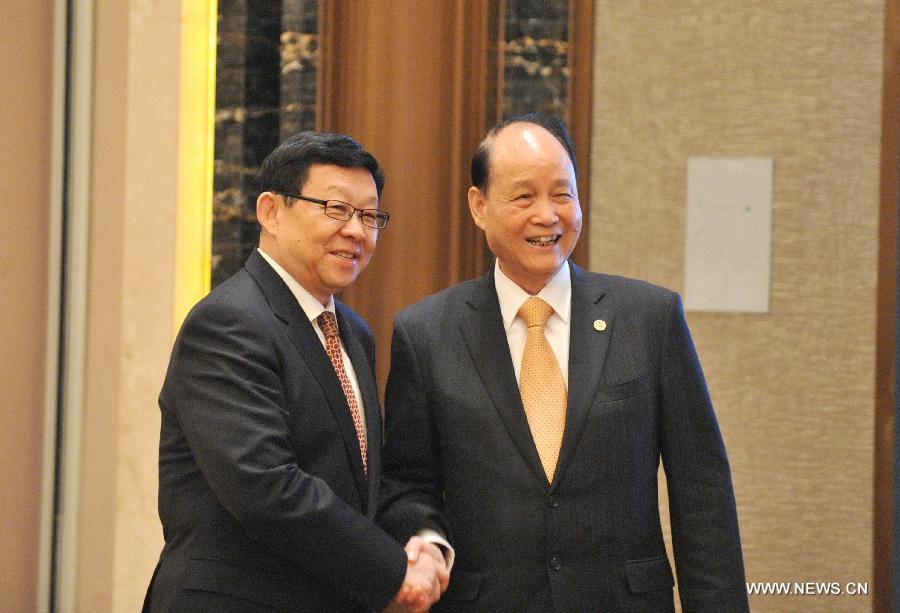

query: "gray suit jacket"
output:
144 250 406 612
379 263 748 612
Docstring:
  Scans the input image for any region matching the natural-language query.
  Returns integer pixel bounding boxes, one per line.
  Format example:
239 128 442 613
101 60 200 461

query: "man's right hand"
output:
389 536 449 612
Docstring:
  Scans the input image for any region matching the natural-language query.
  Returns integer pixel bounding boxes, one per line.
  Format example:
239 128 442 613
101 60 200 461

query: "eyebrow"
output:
321 185 379 206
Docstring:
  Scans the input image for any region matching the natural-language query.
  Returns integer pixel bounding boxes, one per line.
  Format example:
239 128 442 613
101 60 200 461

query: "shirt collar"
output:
257 247 335 322
494 259 571 332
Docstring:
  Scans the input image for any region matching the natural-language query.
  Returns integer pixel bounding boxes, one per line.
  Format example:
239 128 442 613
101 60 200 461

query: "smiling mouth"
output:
332 251 358 260
526 234 561 247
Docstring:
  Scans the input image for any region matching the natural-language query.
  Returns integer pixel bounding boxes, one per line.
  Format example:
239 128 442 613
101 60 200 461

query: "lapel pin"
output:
593 319 607 332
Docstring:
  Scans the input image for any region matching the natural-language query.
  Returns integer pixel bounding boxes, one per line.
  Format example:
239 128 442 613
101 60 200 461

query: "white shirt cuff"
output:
416 529 455 571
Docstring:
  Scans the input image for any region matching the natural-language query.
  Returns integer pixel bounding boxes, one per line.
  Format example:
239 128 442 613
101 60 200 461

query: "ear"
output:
467 186 487 230
256 191 280 236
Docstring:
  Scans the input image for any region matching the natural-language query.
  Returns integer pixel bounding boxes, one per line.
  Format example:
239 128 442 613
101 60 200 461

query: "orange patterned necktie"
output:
317 311 368 475
517 297 567 482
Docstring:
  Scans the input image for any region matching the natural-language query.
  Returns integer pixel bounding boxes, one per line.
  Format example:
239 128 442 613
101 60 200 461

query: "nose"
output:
531 197 559 225
339 211 368 239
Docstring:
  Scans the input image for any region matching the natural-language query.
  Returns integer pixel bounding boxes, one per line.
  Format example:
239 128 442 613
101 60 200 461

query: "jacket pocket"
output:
182 558 313 610
625 555 674 594
593 372 654 404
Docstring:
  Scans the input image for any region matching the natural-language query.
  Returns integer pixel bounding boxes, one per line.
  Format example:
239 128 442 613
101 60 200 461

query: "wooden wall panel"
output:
320 0 498 385
0 1 52 610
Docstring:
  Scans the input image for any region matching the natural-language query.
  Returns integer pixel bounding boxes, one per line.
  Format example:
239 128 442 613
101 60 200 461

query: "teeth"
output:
334 252 355 259
527 235 560 246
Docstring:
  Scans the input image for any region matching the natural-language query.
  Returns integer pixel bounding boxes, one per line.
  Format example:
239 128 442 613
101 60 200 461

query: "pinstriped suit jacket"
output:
379 262 748 612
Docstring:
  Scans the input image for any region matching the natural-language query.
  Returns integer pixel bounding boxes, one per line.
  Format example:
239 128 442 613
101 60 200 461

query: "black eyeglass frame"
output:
276 191 390 229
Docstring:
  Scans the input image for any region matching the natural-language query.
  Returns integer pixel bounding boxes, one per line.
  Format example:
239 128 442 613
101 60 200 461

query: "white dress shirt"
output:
494 259 572 386
257 248 367 437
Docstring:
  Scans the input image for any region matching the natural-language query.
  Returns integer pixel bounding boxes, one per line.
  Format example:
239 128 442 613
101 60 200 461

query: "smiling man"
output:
379 113 748 612
144 131 447 612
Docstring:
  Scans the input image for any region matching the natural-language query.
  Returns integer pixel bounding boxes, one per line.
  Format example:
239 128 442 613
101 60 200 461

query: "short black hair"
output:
470 112 577 191
258 131 385 199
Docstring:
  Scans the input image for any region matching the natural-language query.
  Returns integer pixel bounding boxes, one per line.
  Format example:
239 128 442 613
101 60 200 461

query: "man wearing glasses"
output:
144 132 447 612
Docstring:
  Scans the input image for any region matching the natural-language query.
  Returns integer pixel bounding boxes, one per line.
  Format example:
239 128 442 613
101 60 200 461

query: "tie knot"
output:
317 311 338 339
517 297 554 328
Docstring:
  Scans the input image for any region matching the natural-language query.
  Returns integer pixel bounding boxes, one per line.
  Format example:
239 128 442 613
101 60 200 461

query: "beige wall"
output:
0 1 53 611
74 1 181 611
590 2 884 611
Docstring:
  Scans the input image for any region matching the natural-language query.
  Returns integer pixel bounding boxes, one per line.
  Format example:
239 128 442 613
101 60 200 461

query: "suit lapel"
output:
550 262 613 491
459 272 547 485
335 304 381 514
244 251 369 502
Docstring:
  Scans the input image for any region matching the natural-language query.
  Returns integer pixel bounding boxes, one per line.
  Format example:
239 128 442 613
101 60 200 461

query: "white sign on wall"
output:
684 157 773 313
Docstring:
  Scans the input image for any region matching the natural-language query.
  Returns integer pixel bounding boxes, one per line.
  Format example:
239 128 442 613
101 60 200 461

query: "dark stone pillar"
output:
280 0 319 138
212 0 284 287
502 0 570 121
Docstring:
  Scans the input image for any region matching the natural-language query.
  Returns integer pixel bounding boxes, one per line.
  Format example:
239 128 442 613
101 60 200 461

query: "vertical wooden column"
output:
319 0 499 387
876 0 899 609
568 0 594 268
1 1 53 610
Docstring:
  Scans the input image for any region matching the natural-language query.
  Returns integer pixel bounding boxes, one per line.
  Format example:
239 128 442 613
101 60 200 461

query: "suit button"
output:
550 557 562 571
548 496 559 508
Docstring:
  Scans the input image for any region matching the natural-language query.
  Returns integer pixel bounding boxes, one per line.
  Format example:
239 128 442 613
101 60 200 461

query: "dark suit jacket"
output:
379 263 748 612
144 250 406 612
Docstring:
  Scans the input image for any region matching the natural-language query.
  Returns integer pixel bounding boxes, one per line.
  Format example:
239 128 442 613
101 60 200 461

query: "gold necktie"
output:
517 297 567 482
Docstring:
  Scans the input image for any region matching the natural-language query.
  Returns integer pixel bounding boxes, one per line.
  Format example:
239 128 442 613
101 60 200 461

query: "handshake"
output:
387 536 451 612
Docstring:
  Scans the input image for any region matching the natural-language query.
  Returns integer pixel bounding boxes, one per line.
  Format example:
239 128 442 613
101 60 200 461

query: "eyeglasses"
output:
277 191 390 229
